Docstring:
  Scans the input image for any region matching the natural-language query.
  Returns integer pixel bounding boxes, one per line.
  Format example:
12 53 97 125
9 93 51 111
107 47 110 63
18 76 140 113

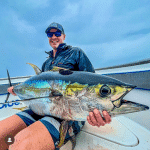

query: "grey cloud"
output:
123 28 150 37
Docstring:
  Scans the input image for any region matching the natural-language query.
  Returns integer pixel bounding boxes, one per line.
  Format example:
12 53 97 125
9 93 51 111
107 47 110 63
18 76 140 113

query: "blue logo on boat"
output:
0 100 20 109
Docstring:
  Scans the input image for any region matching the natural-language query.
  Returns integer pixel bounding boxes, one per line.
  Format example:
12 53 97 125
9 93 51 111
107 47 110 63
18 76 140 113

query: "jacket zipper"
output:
51 57 55 64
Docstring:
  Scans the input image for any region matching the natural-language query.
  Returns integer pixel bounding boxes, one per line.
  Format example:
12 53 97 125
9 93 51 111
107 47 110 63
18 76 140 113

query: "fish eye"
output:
99 85 111 97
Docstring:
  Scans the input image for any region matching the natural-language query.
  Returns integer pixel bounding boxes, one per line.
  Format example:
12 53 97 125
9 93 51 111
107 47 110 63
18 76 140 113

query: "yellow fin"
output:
50 66 68 72
13 106 28 111
27 63 41 75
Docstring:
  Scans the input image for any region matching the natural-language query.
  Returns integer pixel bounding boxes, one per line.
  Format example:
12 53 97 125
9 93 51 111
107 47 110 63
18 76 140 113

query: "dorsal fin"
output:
27 63 41 75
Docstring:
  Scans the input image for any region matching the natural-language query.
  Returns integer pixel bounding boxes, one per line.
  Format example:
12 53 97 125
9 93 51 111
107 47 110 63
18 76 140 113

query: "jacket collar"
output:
45 43 67 57
57 43 67 51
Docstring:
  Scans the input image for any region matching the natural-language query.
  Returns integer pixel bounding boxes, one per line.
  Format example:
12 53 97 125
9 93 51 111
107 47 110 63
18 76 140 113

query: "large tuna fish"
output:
8 63 149 149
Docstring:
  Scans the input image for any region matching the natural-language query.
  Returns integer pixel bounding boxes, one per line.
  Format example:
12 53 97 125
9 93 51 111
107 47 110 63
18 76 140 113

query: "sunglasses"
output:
47 31 62 38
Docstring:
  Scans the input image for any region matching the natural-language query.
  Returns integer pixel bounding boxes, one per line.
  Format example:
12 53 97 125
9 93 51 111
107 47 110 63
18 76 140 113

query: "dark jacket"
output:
42 43 95 73
41 43 94 134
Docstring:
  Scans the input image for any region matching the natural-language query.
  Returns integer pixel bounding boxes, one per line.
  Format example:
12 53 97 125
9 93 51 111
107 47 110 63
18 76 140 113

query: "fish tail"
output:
5 70 12 103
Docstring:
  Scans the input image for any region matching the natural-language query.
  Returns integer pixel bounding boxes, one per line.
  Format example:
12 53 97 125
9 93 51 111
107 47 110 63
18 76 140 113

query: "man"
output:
2 22 111 150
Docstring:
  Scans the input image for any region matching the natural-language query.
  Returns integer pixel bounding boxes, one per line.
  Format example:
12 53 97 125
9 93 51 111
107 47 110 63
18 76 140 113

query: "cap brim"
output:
45 27 63 34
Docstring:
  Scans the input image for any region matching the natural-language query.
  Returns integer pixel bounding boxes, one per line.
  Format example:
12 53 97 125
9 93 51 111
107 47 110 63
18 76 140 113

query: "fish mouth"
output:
111 87 134 108
110 86 149 115
110 99 149 116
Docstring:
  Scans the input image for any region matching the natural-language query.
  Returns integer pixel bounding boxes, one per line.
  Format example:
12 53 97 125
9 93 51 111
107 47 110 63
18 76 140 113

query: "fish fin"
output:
50 66 73 75
59 69 73 75
27 63 41 75
56 120 69 148
70 135 76 150
6 70 12 103
7 70 12 87
50 66 68 72
49 89 63 97
13 106 28 111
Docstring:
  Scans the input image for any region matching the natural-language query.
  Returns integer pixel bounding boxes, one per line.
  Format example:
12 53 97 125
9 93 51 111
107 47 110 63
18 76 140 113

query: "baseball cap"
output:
45 22 65 34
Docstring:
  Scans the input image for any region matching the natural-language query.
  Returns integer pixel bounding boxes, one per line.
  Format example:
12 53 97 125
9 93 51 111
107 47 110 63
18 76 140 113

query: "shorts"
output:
16 109 85 150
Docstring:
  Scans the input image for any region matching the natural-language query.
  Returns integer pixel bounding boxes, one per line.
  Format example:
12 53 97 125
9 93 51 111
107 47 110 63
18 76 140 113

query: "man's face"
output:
48 28 65 50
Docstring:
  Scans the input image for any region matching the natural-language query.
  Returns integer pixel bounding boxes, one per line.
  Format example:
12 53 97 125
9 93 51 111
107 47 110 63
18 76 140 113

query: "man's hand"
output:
87 109 111 127
7 86 16 96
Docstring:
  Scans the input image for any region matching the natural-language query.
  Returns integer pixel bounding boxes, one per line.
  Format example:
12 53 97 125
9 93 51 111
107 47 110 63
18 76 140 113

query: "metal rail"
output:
95 58 150 71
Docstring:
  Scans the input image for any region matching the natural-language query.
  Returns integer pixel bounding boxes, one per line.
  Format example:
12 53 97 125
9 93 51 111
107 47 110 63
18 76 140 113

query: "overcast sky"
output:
0 0 150 78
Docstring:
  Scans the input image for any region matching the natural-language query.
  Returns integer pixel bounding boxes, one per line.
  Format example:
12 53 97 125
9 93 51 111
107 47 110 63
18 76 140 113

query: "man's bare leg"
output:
0 115 27 150
9 121 55 150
